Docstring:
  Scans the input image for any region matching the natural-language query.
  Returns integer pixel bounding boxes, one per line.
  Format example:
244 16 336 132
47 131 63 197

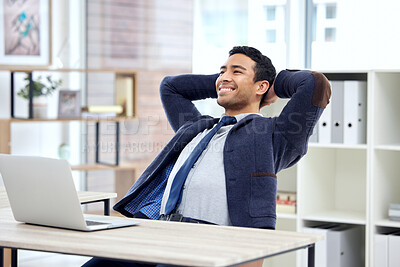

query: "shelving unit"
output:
262 70 400 267
0 68 138 203
370 71 400 266
8 68 137 119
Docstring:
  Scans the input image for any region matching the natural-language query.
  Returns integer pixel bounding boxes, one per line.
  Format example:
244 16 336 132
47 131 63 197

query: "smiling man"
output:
216 53 272 116
217 50 275 116
83 46 331 267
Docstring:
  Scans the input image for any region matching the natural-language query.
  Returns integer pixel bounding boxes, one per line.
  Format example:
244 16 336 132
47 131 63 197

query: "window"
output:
326 4 336 19
248 0 287 70
192 0 248 74
264 6 276 21
313 2 337 43
266 29 277 43
325 27 336 42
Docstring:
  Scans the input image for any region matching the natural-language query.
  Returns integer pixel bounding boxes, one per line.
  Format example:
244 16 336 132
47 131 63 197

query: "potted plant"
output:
17 73 62 118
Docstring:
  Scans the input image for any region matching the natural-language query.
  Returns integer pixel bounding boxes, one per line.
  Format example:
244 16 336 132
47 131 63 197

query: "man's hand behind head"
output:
260 84 278 108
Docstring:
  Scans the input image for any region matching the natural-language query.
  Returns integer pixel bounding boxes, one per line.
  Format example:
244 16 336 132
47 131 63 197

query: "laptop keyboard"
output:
85 220 110 226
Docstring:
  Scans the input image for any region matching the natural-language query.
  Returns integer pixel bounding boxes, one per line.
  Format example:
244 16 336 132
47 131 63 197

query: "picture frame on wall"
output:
58 90 81 119
0 0 51 66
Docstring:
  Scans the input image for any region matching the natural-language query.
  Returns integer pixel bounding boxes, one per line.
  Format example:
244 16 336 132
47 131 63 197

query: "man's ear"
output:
256 81 269 96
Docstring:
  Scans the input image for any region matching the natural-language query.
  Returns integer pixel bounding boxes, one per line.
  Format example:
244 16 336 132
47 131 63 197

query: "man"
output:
83 46 331 267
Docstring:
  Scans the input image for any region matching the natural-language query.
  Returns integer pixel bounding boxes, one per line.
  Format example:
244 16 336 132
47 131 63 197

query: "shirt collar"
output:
220 112 263 123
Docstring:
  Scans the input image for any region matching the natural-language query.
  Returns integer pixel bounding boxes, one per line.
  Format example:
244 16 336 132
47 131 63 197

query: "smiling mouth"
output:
218 85 236 95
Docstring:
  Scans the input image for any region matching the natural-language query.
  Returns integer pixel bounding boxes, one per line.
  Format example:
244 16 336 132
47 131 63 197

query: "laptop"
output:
0 154 139 231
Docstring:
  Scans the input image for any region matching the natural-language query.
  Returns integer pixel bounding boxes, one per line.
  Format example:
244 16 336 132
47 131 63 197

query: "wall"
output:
85 0 194 195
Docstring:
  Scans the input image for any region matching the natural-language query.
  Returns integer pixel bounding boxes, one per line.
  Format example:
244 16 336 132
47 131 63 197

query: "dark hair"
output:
229 46 276 105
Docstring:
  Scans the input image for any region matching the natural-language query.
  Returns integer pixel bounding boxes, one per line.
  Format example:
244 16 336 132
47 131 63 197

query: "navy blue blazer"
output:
114 69 331 229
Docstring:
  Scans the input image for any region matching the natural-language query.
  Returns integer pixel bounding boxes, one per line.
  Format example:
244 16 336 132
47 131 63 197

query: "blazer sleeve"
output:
273 69 331 170
159 73 219 132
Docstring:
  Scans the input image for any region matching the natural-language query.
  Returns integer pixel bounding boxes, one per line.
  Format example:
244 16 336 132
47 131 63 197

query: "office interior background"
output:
1 0 400 266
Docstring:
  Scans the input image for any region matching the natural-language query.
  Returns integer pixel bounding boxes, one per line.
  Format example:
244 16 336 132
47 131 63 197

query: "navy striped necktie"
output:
164 116 237 215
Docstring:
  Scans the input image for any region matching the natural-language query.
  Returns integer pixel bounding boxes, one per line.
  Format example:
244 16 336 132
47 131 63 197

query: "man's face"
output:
215 53 262 116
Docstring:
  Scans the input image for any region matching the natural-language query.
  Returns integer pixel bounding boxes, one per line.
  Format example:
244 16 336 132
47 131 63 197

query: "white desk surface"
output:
0 208 323 267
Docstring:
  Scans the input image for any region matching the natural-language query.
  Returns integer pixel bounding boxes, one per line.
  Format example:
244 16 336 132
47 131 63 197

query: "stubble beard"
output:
217 96 247 113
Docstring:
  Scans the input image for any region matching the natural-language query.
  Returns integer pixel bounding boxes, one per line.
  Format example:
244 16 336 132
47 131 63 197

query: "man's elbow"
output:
311 72 331 109
159 76 174 96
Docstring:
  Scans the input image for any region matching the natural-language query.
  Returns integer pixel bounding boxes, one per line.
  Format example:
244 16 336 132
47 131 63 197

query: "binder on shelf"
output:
326 225 364 267
389 232 400 267
343 81 367 145
318 94 332 144
374 230 398 267
375 233 389 267
330 81 345 144
302 224 339 267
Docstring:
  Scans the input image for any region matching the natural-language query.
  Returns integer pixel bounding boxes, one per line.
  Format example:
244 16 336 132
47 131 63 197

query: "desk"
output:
0 208 323 267
0 187 117 267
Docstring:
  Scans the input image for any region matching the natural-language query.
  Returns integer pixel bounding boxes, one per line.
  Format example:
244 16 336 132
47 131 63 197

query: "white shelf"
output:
375 219 400 228
302 210 366 225
309 142 367 150
71 163 137 171
277 213 297 220
374 144 400 151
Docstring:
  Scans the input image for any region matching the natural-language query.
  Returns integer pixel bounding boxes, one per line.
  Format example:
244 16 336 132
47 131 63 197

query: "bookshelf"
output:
261 70 400 267
0 68 138 203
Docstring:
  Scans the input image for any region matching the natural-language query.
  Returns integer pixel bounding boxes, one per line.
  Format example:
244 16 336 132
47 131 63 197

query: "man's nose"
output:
220 71 232 82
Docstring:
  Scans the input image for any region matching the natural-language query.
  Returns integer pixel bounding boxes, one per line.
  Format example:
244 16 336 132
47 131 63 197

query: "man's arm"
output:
273 70 331 170
159 74 219 132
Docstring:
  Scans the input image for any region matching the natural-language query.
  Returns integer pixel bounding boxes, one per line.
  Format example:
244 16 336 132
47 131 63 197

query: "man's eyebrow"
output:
231 65 247 71
219 65 247 71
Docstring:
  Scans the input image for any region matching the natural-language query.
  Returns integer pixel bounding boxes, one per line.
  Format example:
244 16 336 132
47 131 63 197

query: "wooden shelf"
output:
0 68 138 74
71 163 137 171
77 191 117 203
1 117 137 123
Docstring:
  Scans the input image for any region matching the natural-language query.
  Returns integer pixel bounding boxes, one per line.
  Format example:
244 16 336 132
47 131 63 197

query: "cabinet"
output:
0 68 139 207
262 70 400 267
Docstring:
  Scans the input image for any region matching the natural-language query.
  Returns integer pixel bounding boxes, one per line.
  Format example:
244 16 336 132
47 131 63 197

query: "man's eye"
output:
219 71 225 75
234 70 242 74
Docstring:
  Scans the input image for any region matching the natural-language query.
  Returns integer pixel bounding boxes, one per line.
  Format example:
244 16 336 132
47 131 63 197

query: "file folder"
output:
374 230 400 267
389 232 400 267
375 233 389 267
302 224 339 267
343 81 367 145
330 81 345 144
326 225 364 267
318 92 332 144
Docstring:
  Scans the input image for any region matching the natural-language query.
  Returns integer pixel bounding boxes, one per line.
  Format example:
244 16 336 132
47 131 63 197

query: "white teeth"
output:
219 88 233 92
